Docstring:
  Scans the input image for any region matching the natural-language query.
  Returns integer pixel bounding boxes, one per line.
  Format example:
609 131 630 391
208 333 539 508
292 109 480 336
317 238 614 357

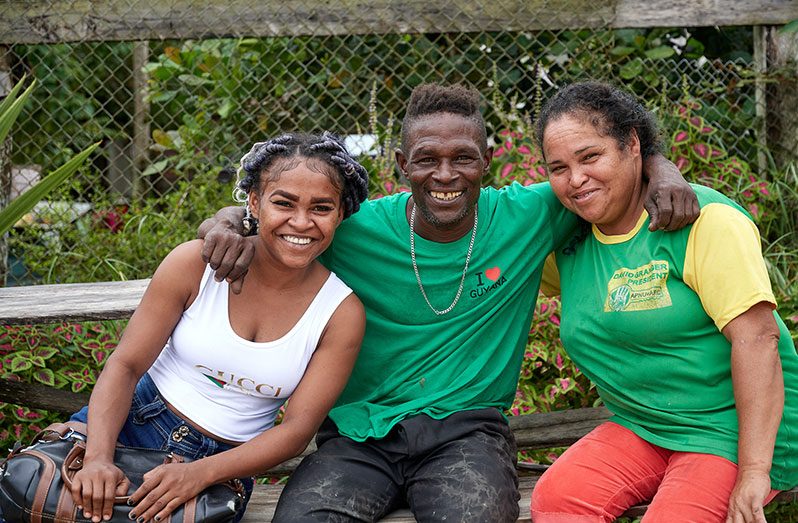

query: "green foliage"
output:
664 97 776 227
11 168 234 283
0 321 124 445
0 76 99 236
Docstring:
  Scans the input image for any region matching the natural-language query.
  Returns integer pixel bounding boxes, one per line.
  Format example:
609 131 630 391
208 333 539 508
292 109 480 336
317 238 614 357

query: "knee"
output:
530 468 606 520
530 470 567 513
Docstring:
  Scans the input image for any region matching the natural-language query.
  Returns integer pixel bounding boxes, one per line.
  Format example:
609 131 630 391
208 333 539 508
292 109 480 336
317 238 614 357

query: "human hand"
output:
69 460 130 523
199 206 254 294
725 469 771 523
127 462 208 522
644 155 699 231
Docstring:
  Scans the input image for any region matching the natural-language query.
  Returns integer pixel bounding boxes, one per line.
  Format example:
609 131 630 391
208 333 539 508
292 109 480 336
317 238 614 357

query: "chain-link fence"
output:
1 1 796 286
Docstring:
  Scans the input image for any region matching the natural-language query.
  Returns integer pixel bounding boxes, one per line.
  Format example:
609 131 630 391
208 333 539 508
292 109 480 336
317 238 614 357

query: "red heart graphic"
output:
485 267 501 281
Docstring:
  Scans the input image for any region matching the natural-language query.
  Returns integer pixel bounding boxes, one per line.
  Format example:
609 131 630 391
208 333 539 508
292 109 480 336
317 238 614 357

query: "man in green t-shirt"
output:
199 83 695 522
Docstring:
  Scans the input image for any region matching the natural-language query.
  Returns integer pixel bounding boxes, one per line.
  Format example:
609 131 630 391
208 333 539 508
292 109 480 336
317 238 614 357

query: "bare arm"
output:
642 153 699 231
127 294 366 523
722 301 783 523
198 206 253 294
72 241 204 522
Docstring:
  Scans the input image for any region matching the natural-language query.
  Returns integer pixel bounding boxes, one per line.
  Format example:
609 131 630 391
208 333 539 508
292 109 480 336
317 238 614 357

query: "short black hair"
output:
235 132 369 219
401 83 487 152
535 81 662 159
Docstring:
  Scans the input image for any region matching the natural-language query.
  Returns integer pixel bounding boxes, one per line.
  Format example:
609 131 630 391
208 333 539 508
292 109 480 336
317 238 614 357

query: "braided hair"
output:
234 132 369 221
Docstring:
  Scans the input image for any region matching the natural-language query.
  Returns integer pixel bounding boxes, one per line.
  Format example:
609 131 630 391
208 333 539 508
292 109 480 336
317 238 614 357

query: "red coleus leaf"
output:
33 368 55 387
674 156 691 172
672 130 689 144
71 381 88 393
692 143 711 161
32 346 59 360
501 163 514 178
10 356 32 372
92 348 108 366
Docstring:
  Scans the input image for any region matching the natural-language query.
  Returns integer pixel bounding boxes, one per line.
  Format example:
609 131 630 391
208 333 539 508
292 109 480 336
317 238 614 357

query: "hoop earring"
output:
242 203 259 236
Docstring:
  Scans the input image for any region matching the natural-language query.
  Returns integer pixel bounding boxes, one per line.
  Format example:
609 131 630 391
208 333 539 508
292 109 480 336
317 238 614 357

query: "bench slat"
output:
242 477 798 522
0 279 149 324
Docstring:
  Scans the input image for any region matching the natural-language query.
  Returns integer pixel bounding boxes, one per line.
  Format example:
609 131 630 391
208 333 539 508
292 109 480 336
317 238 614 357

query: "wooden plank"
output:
509 406 611 448
0 379 90 414
2 0 797 44
0 279 149 324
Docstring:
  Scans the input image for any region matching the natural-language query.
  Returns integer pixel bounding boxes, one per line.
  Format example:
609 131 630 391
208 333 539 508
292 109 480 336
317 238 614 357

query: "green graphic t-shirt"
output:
319 182 577 441
547 184 798 490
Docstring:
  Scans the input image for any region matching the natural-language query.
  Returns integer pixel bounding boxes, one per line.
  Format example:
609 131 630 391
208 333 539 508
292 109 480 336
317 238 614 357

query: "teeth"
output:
430 191 463 201
574 190 597 201
282 235 312 245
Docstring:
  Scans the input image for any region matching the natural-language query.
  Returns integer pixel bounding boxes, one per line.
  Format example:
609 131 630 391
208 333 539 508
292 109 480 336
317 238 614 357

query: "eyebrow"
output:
270 190 337 205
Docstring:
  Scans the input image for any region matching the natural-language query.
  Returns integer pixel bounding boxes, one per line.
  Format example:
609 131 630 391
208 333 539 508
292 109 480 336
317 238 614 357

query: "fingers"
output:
646 191 673 231
129 473 181 523
201 233 255 287
646 190 700 231
229 270 248 294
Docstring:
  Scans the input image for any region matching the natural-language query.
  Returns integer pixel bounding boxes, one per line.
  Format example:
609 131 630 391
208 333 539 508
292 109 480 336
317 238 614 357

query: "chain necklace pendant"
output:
410 204 478 316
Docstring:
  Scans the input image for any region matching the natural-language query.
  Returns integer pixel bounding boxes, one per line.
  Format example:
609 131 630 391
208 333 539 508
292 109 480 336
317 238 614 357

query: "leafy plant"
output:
0 77 99 236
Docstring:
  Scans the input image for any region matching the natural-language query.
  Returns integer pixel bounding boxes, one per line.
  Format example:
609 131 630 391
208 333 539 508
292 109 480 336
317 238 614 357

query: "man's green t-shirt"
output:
319 183 577 441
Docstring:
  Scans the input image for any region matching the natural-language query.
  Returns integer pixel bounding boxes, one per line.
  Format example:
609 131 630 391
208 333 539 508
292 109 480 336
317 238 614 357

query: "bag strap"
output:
23 449 57 523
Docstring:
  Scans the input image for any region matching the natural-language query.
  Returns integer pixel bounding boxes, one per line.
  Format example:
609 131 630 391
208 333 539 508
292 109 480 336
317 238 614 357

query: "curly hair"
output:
535 81 663 159
234 132 369 220
400 83 488 152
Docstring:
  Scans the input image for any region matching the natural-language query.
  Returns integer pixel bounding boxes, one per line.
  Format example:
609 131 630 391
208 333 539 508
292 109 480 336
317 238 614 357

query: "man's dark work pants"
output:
273 407 520 522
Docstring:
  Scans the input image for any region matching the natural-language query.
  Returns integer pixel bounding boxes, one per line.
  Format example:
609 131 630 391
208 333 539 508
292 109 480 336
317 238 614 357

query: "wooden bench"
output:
1 280 796 521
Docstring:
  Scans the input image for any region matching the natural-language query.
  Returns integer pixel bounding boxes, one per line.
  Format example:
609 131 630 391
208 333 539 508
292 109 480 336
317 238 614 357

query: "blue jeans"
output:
69 373 254 521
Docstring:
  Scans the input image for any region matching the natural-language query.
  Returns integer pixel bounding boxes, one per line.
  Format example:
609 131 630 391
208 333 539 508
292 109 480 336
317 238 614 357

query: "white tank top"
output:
148 265 353 442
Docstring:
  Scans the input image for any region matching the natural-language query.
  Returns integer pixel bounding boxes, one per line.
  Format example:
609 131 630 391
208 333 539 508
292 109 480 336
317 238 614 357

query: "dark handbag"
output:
0 423 245 523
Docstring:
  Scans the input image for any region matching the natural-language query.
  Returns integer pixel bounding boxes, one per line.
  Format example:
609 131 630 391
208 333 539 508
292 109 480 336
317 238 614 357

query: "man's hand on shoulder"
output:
197 206 253 293
643 153 700 231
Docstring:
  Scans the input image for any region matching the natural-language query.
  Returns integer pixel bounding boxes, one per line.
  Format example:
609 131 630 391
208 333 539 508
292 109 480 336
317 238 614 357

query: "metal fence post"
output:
132 40 150 201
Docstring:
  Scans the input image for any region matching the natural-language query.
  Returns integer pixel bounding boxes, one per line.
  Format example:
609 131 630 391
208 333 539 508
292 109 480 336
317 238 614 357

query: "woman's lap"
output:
530 421 775 523
69 373 254 518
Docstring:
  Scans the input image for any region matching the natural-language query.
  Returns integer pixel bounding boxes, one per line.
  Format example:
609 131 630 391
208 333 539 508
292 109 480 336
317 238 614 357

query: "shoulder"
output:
692 183 749 217
150 239 208 297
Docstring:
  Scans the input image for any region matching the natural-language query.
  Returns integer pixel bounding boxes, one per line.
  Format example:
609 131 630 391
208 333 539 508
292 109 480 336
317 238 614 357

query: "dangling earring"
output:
242 203 258 236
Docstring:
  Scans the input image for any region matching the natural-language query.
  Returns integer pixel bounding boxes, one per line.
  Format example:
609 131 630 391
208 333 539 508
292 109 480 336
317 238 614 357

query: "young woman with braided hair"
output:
64 132 368 523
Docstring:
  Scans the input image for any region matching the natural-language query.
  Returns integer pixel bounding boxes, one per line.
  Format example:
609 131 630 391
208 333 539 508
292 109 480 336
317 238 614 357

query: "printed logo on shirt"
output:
195 365 283 398
604 261 672 312
469 266 508 299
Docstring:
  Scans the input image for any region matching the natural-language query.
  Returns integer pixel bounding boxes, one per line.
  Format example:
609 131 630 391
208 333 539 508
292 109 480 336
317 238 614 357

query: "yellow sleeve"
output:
683 203 776 330
540 253 561 297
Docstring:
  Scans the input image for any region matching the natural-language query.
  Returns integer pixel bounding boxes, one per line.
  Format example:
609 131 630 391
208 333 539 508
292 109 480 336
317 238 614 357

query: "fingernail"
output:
137 517 145 523
154 517 161 522
127 498 135 506
129 513 136 520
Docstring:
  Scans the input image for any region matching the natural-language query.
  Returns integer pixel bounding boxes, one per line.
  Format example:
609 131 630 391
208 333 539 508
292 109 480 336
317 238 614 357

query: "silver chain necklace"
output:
410 203 478 316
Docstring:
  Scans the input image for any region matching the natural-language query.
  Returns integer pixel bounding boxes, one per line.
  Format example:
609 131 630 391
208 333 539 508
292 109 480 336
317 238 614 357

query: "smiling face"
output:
543 113 646 236
248 158 343 270
395 112 492 242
